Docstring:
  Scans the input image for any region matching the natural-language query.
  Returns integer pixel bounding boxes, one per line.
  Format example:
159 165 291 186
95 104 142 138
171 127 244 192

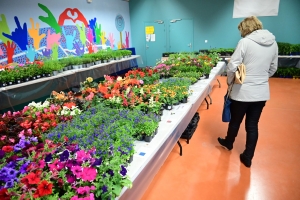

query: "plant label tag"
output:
139 152 146 156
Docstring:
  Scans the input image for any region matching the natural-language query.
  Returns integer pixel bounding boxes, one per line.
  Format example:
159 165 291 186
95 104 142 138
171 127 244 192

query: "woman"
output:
218 16 278 167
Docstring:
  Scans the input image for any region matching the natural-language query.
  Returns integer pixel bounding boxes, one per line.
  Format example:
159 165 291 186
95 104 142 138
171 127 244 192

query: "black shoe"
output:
217 137 233 151
240 153 251 168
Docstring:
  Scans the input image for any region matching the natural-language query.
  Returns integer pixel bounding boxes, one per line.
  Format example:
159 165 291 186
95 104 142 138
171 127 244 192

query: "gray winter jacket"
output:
227 29 278 102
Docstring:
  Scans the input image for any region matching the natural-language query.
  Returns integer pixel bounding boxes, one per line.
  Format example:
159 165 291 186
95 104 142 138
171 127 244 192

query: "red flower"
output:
25 172 41 184
0 188 11 200
2 146 13 152
37 180 53 197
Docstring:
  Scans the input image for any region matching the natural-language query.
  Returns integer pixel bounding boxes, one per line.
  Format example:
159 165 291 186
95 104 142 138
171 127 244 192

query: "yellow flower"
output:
86 77 93 83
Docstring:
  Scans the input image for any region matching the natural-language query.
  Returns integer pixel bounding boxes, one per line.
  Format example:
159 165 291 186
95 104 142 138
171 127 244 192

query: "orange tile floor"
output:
141 76 300 200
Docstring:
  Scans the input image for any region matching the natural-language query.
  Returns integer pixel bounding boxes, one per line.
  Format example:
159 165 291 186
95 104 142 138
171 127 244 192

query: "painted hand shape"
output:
42 48 51 57
62 28 76 50
46 29 61 49
74 41 85 56
87 28 94 44
3 41 16 63
93 44 98 53
108 33 115 49
125 31 130 48
38 3 61 33
51 43 59 60
101 31 107 46
26 45 36 62
28 18 46 50
89 18 97 42
76 23 87 45
118 42 126 50
94 23 101 44
58 8 88 27
2 16 28 51
0 14 11 43
87 43 94 54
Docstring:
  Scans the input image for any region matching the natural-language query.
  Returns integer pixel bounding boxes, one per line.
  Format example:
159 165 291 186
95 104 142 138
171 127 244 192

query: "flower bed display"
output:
0 52 220 199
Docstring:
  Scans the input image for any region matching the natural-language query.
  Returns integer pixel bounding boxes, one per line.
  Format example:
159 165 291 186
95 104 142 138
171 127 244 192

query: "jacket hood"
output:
246 30 276 46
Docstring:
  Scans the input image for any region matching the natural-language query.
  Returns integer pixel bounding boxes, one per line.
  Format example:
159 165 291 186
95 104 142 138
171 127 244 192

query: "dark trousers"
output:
225 100 266 160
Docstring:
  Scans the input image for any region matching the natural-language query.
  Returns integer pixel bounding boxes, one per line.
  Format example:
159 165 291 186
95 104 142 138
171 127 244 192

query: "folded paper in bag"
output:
235 63 246 84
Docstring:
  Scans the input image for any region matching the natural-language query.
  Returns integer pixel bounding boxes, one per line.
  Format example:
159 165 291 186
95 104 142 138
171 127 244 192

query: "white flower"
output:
125 87 131 96
140 88 144 95
117 76 123 81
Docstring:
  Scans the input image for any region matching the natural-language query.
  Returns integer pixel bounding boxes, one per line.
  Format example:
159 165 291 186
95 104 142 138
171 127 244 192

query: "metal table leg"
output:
177 141 182 156
208 94 212 104
205 98 209 109
217 78 221 88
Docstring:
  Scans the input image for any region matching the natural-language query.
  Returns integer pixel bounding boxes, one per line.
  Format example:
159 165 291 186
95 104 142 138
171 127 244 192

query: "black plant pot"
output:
31 76 36 80
24 77 30 82
181 97 188 103
128 155 133 163
205 74 209 79
164 104 173 110
144 135 153 142
15 79 22 84
0 82 7 87
136 134 145 141
173 101 180 106
8 81 14 85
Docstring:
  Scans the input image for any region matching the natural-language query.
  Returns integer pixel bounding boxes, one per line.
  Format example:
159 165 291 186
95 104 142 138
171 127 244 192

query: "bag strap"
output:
226 78 234 100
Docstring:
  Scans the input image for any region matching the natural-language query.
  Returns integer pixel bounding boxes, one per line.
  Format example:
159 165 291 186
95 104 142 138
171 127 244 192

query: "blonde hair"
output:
238 16 263 37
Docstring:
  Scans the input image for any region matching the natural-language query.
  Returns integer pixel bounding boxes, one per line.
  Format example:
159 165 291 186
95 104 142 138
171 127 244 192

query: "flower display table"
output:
0 55 141 112
118 61 226 200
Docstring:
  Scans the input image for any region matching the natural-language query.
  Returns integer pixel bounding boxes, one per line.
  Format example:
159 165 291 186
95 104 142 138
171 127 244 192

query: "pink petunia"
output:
9 138 15 143
1 135 7 141
22 106 29 113
48 159 59 172
18 130 25 138
38 160 46 169
27 129 32 135
66 174 76 184
81 167 97 182
70 196 79 200
71 166 83 178
76 150 91 162
85 92 94 101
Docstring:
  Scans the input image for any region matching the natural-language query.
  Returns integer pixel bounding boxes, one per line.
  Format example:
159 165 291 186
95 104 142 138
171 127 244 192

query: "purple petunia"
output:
102 185 108 193
0 150 5 159
119 165 127 177
44 153 53 163
59 150 70 162
107 169 114 177
5 161 16 169
20 161 30 174
4 180 14 188
91 157 102 167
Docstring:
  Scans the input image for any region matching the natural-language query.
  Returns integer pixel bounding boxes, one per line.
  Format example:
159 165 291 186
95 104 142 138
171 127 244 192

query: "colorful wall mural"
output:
0 0 131 65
